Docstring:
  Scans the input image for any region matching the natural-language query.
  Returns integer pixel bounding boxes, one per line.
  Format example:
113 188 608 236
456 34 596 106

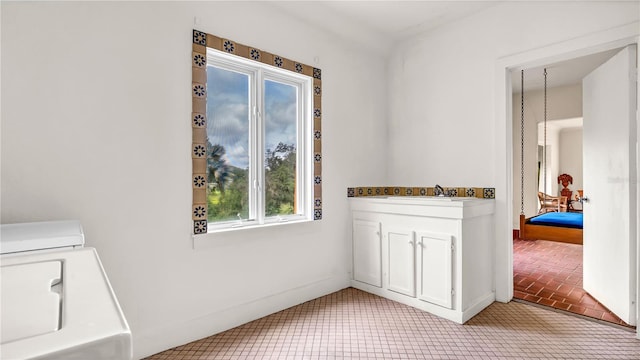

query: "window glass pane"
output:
264 79 298 217
206 65 251 222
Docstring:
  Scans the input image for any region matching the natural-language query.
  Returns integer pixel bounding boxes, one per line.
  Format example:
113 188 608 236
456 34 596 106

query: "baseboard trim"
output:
462 292 496 323
134 276 349 359
350 280 495 324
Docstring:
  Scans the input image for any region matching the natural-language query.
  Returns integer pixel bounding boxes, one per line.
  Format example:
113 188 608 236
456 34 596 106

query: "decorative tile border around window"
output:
346 187 496 199
192 30 322 234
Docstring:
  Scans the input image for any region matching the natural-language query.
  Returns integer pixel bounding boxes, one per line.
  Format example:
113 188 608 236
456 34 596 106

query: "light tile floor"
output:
145 288 640 360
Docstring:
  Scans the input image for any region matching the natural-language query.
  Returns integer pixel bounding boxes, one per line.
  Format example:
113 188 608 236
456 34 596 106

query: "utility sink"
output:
1 261 62 344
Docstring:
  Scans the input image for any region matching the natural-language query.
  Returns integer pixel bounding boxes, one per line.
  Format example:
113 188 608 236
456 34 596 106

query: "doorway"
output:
510 60 628 325
511 47 636 327
495 24 640 337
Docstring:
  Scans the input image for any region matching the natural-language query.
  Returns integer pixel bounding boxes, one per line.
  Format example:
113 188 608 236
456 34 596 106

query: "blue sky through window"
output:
206 65 297 169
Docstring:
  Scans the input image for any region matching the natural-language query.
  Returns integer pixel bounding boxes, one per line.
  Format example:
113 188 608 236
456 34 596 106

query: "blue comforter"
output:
529 212 583 229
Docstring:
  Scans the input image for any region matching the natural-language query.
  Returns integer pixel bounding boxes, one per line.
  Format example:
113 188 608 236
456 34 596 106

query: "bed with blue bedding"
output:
528 212 583 228
519 212 583 244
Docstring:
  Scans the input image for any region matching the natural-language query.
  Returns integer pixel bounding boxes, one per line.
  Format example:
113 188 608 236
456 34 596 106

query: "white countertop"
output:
349 196 495 218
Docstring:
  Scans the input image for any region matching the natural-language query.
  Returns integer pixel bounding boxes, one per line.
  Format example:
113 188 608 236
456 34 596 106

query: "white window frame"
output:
205 48 313 232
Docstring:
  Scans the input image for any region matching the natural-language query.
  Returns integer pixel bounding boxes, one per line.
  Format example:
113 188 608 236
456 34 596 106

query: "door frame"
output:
494 22 640 337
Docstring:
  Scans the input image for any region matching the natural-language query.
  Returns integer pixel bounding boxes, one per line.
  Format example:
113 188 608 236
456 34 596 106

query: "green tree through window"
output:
265 142 296 216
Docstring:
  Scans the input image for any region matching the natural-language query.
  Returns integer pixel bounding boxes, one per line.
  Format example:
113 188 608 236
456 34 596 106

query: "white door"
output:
387 228 416 297
416 232 453 309
582 45 637 325
352 219 382 287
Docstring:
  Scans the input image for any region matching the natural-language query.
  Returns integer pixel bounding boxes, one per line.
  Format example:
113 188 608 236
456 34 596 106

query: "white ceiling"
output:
268 1 621 93
306 1 500 41
268 1 500 54
513 48 621 93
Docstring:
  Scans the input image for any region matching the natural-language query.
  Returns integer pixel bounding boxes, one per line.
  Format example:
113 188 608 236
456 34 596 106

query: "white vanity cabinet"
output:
352 219 382 287
415 231 454 308
350 196 495 324
387 228 417 297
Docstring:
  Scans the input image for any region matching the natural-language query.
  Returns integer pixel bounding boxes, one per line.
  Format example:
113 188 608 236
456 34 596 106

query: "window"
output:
191 31 322 234
205 52 311 228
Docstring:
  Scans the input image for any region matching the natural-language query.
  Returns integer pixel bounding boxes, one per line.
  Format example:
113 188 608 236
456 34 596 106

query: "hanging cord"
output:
543 68 548 199
520 70 525 215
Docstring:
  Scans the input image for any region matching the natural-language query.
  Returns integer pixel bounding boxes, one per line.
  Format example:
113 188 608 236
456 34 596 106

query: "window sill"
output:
192 217 314 250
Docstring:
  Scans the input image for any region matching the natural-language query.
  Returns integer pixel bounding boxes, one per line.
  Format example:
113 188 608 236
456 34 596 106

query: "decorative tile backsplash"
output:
347 186 496 199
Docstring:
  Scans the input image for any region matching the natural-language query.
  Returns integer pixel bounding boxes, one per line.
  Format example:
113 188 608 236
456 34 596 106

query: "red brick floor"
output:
513 238 633 327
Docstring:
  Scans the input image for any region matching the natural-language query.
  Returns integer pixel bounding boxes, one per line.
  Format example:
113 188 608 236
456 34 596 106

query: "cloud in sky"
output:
206 65 297 169
265 79 296 154
207 66 250 168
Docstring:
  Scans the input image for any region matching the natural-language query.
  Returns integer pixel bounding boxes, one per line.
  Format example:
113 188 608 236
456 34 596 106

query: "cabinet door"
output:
387 228 416 297
353 219 382 287
416 232 453 309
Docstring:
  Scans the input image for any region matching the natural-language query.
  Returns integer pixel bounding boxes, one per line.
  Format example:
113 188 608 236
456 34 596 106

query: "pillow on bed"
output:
529 212 583 229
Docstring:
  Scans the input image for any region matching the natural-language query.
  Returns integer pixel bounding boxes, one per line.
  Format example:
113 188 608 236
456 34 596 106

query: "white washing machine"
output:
1 221 132 360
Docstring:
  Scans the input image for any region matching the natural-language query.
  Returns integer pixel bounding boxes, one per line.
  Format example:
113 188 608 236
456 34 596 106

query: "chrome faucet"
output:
434 184 445 196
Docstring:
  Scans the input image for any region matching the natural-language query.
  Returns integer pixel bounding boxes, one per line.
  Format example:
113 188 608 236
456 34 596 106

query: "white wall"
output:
0 2 388 358
387 2 634 185
511 89 539 223
523 84 583 123
387 1 639 301
538 122 560 196
560 127 584 209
